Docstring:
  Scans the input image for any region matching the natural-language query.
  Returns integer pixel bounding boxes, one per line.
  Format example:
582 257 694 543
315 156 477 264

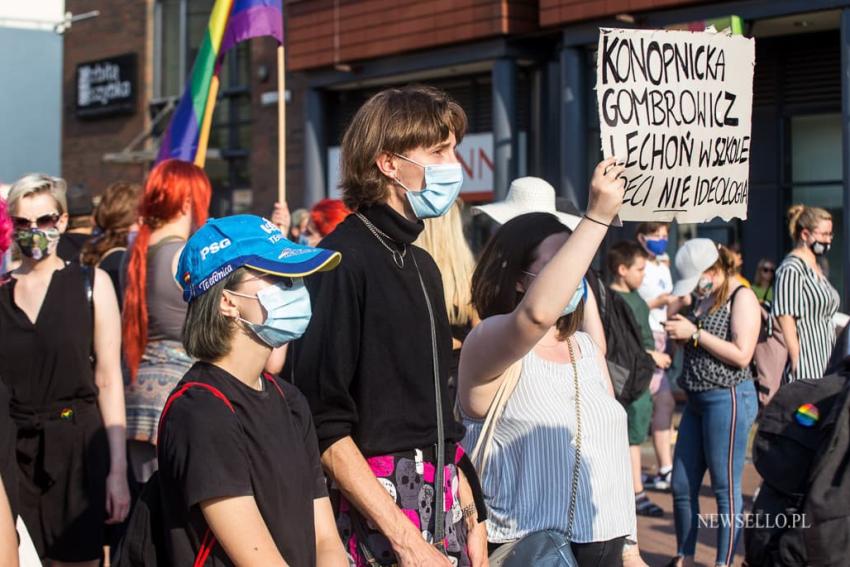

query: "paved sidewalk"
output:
635 423 761 566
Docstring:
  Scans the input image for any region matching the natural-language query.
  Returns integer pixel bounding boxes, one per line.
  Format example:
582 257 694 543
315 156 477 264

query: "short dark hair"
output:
607 240 648 277
634 222 669 236
182 268 248 361
339 85 467 210
472 212 584 340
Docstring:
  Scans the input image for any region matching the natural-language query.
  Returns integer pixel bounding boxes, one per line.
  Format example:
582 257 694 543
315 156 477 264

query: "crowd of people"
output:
0 84 844 567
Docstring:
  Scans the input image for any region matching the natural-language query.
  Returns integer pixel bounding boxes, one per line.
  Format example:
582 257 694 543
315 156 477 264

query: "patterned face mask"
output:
14 228 61 261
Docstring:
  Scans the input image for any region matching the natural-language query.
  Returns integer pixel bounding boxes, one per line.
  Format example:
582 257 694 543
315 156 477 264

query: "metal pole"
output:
492 58 518 201
303 88 326 207
560 43 588 210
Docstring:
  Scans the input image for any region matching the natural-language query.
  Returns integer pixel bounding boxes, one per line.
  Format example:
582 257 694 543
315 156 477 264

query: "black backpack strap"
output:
80 264 96 367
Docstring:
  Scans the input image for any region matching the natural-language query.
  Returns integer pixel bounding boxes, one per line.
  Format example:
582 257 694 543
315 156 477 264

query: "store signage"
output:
327 132 526 201
596 28 755 222
76 54 137 118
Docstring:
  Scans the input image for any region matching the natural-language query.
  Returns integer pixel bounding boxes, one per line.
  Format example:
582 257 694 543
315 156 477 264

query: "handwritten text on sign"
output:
597 28 755 222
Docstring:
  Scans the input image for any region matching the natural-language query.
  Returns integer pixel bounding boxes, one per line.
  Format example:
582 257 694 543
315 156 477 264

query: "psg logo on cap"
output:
794 403 819 428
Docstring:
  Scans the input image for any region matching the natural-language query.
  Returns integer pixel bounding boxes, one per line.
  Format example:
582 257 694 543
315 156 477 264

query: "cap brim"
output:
672 275 701 297
472 203 581 230
243 247 341 278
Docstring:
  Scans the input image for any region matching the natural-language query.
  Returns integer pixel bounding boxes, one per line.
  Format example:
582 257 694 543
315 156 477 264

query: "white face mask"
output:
696 275 714 297
392 153 464 219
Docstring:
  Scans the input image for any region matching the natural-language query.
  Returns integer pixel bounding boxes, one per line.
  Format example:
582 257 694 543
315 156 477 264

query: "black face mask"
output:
810 240 831 257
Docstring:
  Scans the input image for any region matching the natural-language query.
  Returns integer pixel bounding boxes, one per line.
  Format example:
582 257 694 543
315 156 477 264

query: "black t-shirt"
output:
158 362 328 566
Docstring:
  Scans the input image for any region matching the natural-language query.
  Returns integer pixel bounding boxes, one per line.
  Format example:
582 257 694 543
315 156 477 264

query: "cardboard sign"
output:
596 28 755 222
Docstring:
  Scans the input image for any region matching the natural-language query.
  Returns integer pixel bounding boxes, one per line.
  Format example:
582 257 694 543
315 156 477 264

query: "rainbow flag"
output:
156 0 283 164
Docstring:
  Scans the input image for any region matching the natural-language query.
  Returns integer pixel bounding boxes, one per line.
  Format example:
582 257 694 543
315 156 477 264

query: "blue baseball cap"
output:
177 214 341 302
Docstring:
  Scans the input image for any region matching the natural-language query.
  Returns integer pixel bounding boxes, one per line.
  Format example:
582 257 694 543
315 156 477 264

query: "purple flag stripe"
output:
219 5 283 57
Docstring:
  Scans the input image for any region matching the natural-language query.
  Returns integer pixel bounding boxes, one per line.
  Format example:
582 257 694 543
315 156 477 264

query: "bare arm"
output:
667 294 691 318
459 159 624 416
321 437 450 567
665 288 761 369
201 495 288 566
582 285 607 356
0 477 17 567
314 497 348 567
777 315 800 376
647 293 671 311
92 267 131 524
457 469 488 567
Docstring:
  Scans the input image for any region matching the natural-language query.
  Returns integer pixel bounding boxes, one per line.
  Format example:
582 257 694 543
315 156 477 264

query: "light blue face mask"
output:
393 153 464 219
229 278 312 348
523 273 587 316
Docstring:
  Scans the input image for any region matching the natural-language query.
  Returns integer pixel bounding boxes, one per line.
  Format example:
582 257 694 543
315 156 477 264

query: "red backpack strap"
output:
263 372 286 399
157 382 235 445
157 382 234 566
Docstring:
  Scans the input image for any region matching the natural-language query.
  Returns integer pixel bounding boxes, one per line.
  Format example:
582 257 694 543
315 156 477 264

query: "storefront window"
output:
791 113 844 302
155 0 251 215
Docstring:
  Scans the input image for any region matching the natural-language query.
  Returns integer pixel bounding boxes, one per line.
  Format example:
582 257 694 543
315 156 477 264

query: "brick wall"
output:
539 0 707 27
287 0 539 71
62 0 152 193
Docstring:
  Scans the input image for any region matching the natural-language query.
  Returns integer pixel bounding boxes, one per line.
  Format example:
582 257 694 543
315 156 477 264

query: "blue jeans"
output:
672 381 757 566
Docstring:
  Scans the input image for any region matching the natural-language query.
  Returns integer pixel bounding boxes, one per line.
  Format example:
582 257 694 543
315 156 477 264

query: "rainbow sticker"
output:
795 403 819 428
60 408 74 420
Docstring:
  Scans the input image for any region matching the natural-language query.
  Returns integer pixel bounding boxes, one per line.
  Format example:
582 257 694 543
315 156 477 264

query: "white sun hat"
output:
672 238 720 297
471 177 582 230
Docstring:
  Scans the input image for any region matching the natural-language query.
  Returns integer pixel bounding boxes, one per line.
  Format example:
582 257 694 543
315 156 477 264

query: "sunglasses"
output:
11 213 62 231
760 267 775 273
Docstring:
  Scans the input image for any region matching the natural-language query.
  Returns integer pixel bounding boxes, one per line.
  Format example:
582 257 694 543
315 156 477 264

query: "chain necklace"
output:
355 212 407 269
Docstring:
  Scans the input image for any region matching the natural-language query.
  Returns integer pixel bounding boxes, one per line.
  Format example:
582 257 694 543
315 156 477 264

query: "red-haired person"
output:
0 175 130 564
302 199 351 246
121 160 211 493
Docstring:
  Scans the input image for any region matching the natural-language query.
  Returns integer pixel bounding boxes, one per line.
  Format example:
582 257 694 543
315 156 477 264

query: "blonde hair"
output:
788 204 831 241
415 199 476 327
7 174 67 216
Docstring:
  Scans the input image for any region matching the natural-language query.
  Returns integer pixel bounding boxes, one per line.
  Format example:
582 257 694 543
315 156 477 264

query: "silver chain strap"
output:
355 212 407 268
566 337 582 541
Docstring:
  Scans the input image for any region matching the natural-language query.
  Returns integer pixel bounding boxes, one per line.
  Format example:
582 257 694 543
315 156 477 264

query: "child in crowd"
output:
635 222 676 489
608 241 672 518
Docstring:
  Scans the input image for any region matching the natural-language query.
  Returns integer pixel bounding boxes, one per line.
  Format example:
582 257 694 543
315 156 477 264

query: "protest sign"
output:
596 28 755 222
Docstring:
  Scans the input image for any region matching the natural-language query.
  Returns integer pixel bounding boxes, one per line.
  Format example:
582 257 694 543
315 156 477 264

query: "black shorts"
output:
15 400 109 561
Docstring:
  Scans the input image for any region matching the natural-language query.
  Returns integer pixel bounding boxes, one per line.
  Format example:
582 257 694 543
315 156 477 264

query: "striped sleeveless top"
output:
772 255 840 381
461 332 636 544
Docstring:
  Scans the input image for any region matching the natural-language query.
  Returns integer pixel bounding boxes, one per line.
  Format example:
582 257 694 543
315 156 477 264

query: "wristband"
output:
583 214 610 228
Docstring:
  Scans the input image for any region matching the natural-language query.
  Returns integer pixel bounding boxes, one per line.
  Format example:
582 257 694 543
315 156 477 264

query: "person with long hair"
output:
0 174 130 564
773 204 840 381
157 214 346 565
415 198 477 385
81 182 141 302
664 240 761 567
303 198 351 246
121 160 210 492
459 160 647 567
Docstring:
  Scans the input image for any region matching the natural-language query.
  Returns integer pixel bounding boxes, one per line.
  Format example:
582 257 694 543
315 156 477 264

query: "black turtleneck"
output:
294 204 465 456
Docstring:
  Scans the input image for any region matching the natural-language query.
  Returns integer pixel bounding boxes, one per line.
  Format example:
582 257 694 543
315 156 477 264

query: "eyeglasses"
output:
11 213 61 231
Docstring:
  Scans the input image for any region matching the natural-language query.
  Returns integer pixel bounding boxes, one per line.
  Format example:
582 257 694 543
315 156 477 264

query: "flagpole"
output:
194 75 220 168
277 44 286 203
